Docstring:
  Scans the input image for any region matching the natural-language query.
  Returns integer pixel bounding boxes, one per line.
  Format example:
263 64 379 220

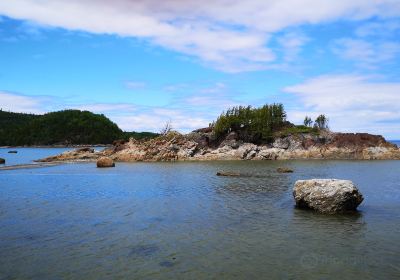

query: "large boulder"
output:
0 158 5 164
293 179 363 213
96 157 115 168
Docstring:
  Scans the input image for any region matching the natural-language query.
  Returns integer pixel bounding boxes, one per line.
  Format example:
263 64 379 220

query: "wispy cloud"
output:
333 38 400 68
1 0 399 72
284 74 400 138
124 81 147 90
355 20 400 37
0 91 47 113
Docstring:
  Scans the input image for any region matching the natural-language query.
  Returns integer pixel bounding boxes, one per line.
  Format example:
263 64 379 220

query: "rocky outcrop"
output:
293 179 364 213
96 157 115 168
37 146 99 162
37 131 400 163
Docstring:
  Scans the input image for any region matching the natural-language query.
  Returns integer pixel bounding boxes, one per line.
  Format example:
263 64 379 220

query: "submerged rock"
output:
293 179 363 213
96 157 115 168
0 158 5 164
277 167 293 173
8 150 17 153
216 171 241 177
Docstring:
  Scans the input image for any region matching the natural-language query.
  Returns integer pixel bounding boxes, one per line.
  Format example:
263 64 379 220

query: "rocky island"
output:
38 129 400 163
36 103 400 163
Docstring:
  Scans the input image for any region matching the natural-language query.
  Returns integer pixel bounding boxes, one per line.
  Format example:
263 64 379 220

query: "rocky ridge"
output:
37 130 400 162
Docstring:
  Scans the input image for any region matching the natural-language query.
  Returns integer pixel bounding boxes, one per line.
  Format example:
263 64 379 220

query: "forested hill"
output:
0 109 157 146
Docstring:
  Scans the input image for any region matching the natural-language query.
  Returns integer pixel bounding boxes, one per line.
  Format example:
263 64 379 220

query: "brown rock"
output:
0 158 5 164
277 167 293 173
96 157 115 168
216 171 241 177
76 147 95 153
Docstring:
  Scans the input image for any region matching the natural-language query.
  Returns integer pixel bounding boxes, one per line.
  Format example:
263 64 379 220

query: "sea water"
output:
0 149 399 279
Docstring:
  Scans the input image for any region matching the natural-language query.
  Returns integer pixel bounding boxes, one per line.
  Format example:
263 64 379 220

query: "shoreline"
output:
0 144 110 149
36 131 400 163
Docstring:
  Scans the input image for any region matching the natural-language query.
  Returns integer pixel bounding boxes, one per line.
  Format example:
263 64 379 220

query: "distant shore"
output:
0 144 111 149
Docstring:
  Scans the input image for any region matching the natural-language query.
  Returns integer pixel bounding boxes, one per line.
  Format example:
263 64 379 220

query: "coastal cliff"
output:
38 130 400 162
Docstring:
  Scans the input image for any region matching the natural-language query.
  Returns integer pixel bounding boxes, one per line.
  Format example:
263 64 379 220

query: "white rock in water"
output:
293 179 363 213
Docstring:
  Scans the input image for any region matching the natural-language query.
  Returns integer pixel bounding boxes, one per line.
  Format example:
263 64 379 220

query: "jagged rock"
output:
235 143 258 159
246 150 257 159
257 148 281 160
277 167 293 173
0 158 5 164
293 179 364 213
225 131 238 141
96 157 115 168
273 138 290 149
37 130 400 162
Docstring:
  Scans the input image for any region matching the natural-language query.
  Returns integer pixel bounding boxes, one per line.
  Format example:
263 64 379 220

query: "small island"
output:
36 104 400 163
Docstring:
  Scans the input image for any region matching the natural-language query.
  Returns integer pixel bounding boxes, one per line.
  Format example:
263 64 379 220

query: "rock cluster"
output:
37 147 98 162
38 130 400 163
293 179 364 213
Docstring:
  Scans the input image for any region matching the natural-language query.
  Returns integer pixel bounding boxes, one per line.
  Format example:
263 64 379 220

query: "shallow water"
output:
0 149 399 279
0 147 73 166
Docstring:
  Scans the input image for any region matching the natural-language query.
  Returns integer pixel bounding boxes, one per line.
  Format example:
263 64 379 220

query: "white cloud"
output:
284 74 400 138
277 31 309 63
0 91 46 113
333 38 400 68
0 90 219 133
112 113 208 132
69 103 136 114
1 0 399 71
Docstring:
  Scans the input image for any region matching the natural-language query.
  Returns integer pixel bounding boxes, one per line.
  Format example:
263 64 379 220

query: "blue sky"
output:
0 1 399 138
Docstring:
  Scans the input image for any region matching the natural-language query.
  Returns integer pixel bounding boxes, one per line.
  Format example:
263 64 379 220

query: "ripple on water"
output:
0 159 399 279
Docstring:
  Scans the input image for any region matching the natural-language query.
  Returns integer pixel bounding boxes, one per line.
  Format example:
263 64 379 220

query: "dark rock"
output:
330 133 395 149
293 179 364 213
216 171 241 177
0 158 5 164
225 131 238 141
277 167 293 173
192 127 213 133
8 150 17 153
113 139 127 146
76 147 94 153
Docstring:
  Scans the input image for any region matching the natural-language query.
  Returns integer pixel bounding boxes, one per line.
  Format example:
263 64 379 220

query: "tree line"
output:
0 109 157 146
211 103 329 143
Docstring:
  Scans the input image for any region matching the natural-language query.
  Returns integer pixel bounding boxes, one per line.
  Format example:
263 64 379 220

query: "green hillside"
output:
0 109 157 146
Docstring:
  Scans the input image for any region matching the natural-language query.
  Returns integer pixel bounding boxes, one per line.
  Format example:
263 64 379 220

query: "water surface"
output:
0 149 399 279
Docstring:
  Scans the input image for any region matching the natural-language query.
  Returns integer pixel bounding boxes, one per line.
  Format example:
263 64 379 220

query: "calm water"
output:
0 147 73 166
0 149 400 279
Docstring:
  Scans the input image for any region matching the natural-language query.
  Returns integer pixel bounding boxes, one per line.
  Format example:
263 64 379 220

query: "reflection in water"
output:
0 157 399 279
